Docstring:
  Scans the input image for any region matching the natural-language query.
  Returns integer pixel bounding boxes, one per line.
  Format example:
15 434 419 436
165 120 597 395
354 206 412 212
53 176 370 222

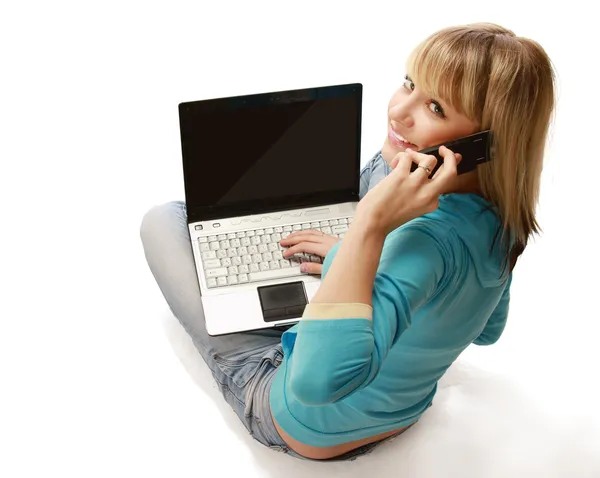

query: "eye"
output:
428 101 446 118
403 75 415 91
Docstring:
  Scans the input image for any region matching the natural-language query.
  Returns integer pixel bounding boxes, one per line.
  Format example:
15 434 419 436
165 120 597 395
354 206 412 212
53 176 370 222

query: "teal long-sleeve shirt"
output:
269 151 513 447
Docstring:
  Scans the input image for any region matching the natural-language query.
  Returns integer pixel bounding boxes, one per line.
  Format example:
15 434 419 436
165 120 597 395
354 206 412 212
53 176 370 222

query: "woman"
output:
140 22 556 461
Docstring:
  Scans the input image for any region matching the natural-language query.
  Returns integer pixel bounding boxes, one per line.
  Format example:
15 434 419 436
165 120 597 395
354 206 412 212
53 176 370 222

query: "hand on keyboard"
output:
279 229 342 275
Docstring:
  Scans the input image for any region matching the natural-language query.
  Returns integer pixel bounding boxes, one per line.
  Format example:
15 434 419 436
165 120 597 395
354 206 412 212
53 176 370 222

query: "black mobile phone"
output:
409 130 493 178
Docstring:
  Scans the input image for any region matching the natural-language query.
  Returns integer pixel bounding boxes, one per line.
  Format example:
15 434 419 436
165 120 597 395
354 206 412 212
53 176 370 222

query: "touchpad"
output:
257 281 308 323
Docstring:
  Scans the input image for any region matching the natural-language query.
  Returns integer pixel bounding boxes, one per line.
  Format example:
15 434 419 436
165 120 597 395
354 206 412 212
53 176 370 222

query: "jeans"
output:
140 201 412 461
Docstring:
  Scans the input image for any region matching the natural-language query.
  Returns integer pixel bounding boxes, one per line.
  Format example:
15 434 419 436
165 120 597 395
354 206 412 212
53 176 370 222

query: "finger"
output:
391 151 413 175
300 262 323 275
280 230 330 245
408 149 438 180
427 145 458 193
282 241 330 258
431 152 462 181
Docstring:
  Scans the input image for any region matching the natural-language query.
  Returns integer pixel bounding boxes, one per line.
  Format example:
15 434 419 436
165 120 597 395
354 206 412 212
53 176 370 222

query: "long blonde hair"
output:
406 22 557 274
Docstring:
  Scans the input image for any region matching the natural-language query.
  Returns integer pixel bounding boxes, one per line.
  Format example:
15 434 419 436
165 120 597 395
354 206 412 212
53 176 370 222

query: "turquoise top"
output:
270 152 513 447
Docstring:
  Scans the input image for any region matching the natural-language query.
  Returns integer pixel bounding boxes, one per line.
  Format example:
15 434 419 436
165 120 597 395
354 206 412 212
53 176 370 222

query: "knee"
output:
140 201 186 250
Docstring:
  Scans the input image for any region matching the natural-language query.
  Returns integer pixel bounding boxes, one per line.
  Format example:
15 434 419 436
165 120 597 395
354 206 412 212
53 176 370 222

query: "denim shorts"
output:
140 200 412 461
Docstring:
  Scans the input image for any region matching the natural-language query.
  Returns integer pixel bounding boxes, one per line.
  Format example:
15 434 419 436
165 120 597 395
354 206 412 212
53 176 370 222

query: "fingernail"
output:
300 264 307 272
405 148 413 152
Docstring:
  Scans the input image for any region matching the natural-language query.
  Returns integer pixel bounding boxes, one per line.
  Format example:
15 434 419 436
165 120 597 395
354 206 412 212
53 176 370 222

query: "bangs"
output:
405 30 489 122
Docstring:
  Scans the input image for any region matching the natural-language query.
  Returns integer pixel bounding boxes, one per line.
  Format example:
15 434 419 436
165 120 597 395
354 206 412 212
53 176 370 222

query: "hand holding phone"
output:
410 130 493 178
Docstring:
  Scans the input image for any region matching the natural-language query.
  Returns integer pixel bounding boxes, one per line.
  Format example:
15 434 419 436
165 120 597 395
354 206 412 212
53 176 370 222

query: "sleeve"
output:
359 155 375 200
473 274 512 346
283 226 450 406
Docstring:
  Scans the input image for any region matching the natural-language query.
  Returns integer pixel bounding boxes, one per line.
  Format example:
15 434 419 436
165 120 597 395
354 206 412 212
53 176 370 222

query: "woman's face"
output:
381 75 479 163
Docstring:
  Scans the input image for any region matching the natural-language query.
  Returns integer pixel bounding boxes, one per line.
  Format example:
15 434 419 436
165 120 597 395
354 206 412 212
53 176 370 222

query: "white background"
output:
1 1 599 477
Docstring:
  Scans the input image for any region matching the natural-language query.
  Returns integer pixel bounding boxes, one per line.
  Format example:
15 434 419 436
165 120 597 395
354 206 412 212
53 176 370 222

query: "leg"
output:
140 201 284 431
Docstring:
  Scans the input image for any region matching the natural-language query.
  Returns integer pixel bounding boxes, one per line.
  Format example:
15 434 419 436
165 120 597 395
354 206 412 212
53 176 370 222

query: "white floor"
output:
2 2 599 477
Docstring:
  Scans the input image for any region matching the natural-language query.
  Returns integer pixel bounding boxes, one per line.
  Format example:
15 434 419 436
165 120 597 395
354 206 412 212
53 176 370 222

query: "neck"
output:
443 171 484 197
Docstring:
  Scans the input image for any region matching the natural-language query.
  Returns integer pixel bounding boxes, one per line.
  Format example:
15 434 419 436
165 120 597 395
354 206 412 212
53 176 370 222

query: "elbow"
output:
473 333 500 346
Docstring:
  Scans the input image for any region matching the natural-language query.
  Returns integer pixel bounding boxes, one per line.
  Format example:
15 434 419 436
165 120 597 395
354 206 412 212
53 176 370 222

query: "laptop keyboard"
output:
198 216 353 288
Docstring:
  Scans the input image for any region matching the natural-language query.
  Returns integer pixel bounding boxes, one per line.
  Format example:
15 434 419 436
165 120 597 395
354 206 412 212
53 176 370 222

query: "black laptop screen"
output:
179 84 362 223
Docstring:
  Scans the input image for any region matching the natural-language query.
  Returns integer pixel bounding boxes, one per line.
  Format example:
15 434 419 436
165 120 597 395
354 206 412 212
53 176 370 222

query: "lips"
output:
389 127 418 149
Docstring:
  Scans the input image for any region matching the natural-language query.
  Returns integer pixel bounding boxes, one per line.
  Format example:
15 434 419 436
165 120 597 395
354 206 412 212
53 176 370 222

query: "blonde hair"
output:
406 22 557 274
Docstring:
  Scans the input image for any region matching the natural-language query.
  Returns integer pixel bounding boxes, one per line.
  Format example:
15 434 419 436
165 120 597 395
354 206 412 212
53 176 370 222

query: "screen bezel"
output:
178 83 362 223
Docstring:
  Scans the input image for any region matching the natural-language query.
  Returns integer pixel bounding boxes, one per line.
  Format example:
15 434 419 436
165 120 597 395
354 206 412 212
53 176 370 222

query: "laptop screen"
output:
179 84 362 223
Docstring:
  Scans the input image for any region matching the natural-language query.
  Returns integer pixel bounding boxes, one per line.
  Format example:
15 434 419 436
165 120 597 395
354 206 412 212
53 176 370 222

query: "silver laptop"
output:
178 83 362 336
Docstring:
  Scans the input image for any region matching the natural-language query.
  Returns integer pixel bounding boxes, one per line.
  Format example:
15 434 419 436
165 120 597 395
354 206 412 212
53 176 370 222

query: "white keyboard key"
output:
262 252 273 262
322 226 332 235
199 243 210 252
208 235 218 242
250 263 260 273
348 217 353 224
246 230 255 237
221 258 232 267
206 268 228 278
242 255 252 265
204 259 221 269
217 250 227 259
270 260 280 269
220 240 230 249
217 277 228 287
236 231 246 238
227 233 236 239
218 234 227 241
207 278 218 288
339 233 345 239
289 256 302 265
268 243 278 252
261 235 271 244
201 251 217 261
248 245 258 254
228 266 239 275
252 254 262 263
280 259 291 268
232 257 242 266
258 244 268 254
239 264 249 274
210 241 220 251
330 219 339 225
265 228 274 234
339 218 348 224
199 237 208 243
256 229 265 236
241 237 251 247
259 262 269 271
230 239 241 248
292 224 302 231
238 273 249 283
248 266 302 282
283 225 293 232
271 233 282 242
320 221 330 227
273 251 283 260
227 275 238 285
281 232 291 239
332 225 349 235
227 248 237 258
302 223 311 229
238 246 248 256
251 236 261 246
311 222 320 228
274 226 283 233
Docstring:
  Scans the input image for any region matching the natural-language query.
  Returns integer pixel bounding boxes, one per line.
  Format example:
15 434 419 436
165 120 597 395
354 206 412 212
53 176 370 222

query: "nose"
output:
389 101 414 129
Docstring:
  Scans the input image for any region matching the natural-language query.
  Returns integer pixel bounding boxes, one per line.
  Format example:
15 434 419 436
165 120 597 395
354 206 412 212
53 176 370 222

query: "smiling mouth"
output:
389 127 418 149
